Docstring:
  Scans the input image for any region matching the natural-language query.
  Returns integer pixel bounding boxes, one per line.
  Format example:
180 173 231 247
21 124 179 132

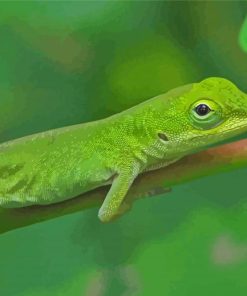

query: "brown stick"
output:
0 139 247 235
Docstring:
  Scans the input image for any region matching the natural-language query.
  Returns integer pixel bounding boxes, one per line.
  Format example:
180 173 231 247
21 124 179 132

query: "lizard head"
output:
157 77 247 155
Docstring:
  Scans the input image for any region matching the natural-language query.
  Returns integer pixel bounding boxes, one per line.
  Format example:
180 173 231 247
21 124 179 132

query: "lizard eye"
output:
195 104 211 116
189 99 223 130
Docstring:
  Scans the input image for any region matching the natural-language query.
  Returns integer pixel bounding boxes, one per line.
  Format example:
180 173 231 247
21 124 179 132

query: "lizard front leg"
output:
98 163 140 223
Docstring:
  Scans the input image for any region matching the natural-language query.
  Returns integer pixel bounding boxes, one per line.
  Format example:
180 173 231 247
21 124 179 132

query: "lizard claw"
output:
145 187 171 198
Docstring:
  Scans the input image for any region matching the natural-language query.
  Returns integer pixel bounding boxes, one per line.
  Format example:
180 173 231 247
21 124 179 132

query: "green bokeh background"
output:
1 2 247 295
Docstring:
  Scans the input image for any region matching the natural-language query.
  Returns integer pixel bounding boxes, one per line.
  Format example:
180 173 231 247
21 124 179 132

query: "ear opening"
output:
158 132 169 142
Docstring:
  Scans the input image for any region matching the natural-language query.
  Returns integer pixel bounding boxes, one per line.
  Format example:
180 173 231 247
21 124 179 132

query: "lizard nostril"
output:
158 132 169 142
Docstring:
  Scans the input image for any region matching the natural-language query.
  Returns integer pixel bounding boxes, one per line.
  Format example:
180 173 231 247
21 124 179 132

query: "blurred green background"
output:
0 1 247 295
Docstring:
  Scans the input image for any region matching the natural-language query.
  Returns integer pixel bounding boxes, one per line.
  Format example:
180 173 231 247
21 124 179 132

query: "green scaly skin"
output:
1 77 247 222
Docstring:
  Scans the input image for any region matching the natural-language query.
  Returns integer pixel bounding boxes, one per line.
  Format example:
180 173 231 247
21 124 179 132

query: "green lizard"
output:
0 77 247 222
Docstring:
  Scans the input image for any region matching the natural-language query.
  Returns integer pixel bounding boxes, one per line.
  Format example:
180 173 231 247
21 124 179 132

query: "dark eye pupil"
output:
195 104 211 116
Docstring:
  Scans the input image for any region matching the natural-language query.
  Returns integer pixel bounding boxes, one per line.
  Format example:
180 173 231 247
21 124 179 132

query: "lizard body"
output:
1 77 247 222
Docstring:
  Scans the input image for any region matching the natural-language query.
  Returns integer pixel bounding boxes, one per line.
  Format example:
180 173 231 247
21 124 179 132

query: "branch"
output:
0 139 247 235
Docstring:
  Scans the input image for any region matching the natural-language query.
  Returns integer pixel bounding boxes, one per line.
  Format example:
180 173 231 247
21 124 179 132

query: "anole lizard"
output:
0 77 247 222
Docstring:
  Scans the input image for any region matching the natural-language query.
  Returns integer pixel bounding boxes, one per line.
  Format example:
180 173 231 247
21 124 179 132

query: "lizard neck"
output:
106 101 173 169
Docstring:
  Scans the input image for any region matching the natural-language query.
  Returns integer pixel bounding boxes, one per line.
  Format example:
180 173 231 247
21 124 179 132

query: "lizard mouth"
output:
217 120 247 136
190 120 247 142
223 122 247 134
